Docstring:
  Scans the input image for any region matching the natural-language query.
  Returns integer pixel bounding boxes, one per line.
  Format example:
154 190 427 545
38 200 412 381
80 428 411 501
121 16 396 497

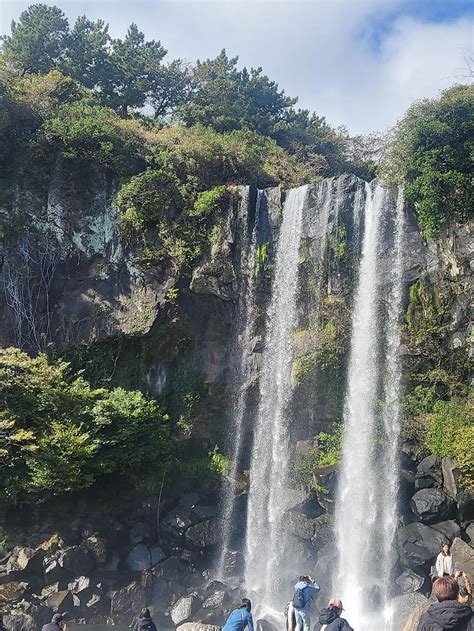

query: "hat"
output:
52 614 63 624
329 598 344 610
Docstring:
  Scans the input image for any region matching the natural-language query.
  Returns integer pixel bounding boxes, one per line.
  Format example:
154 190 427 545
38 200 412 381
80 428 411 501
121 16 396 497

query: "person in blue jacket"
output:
223 598 254 631
292 575 320 631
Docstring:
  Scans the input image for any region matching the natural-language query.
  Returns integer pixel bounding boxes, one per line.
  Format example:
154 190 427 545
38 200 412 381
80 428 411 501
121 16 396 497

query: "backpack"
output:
292 587 306 609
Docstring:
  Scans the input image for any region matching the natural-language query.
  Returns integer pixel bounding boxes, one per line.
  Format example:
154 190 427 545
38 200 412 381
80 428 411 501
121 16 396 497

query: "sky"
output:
1 0 473 134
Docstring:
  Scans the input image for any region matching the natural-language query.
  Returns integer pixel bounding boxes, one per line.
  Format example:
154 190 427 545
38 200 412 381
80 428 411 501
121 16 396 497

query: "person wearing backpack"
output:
133 608 157 631
292 575 321 631
223 598 254 631
318 598 353 631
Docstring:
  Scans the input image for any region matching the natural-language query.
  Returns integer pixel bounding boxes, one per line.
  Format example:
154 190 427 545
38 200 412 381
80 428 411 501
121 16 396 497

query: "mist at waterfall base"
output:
216 178 406 629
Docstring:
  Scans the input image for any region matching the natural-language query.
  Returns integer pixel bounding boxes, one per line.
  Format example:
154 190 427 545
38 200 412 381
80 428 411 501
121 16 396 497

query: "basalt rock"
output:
127 544 151 571
184 519 223 549
0 581 28 605
450 537 474 579
395 570 425 594
110 581 146 616
410 488 455 524
397 522 448 571
430 520 462 541
170 594 202 625
414 456 443 490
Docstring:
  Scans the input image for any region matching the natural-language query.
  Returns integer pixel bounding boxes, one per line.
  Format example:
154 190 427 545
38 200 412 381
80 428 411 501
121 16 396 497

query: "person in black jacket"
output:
417 576 473 631
41 613 66 631
318 598 353 631
133 608 157 631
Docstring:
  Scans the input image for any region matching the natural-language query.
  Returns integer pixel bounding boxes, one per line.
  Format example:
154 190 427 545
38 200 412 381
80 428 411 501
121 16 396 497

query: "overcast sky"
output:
1 0 473 134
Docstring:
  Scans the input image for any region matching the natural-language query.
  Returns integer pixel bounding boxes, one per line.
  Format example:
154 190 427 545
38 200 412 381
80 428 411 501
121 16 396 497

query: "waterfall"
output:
244 185 308 607
334 183 405 631
216 189 263 579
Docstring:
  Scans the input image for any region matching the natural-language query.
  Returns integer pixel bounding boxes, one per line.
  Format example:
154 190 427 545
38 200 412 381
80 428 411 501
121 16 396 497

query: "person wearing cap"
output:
42 613 65 631
318 598 353 631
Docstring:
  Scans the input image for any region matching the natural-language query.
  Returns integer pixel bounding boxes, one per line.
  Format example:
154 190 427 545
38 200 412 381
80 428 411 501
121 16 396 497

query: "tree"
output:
99 23 167 116
0 4 69 74
149 59 192 119
62 16 110 89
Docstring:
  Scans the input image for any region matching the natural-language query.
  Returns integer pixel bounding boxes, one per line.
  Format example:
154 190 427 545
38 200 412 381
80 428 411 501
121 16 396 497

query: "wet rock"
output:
130 522 150 545
153 556 181 581
450 537 474 579
202 591 230 609
179 493 201 508
410 488 455 524
185 519 222 548
294 495 325 519
414 455 443 490
110 581 146 616
61 544 96 576
150 545 165 566
194 609 228 626
170 594 202 625
0 581 28 605
127 544 151 571
256 620 278 631
430 520 462 541
286 511 316 540
311 514 334 550
395 570 425 594
397 522 448 571
161 509 194 539
456 489 474 526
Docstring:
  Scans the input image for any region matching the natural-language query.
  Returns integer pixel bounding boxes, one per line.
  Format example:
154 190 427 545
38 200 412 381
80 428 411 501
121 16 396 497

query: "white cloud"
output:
1 0 472 133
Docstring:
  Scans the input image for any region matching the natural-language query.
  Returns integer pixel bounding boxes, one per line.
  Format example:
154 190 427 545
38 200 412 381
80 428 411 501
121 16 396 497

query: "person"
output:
292 575 321 631
455 570 473 606
435 543 455 578
318 598 353 631
133 608 157 631
417 576 473 631
285 601 296 631
223 598 254 631
41 613 65 631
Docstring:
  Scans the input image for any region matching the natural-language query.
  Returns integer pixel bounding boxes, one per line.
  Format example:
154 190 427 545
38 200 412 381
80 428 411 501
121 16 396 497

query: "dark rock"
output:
397 522 448 571
395 570 425 594
410 488 455 524
127 544 151 571
152 578 174 610
450 537 474 579
311 514 334 550
415 455 442 490
83 536 107 564
179 493 201 508
205 580 230 593
6 547 44 576
150 545 165 566
286 511 316 540
161 509 193 539
293 495 325 519
0 581 28 605
46 590 75 612
256 620 278 631
185 519 222 548
457 489 474 526
110 581 146 616
430 520 462 541
153 556 181 581
43 558 66 585
221 551 244 578
193 505 219 521
130 522 150 545
194 609 228 626
170 594 202 625
61 545 96 576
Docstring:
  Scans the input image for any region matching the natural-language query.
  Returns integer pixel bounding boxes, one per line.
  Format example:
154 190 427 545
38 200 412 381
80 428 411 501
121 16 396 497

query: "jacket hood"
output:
427 601 472 629
294 581 310 590
319 607 339 624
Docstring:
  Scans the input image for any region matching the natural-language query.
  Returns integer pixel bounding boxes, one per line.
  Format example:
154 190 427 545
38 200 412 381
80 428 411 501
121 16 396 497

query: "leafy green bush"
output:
380 85 473 237
0 347 171 502
291 426 343 491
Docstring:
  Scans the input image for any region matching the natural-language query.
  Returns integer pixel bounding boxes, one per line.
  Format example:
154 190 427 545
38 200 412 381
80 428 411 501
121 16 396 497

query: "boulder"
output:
129 522 150 545
397 522 447 571
43 558 66 585
441 458 458 499
179 493 201 508
83 536 107 564
3 611 36 631
61 545 96 575
398 596 430 631
46 590 75 612
161 508 194 539
430 520 462 541
415 455 442 490
285 511 316 540
150 545 166 566
177 624 220 631
170 594 202 625
450 537 474 579
127 544 151 571
457 489 474 526
221 551 244 578
0 581 28 605
465 523 474 544
153 556 181 582
41 582 60 598
185 519 222 548
293 495 325 519
410 488 455 524
110 581 146 616
67 576 90 594
202 591 230 609
37 534 63 553
11 547 44 576
395 570 425 594
311 514 334 550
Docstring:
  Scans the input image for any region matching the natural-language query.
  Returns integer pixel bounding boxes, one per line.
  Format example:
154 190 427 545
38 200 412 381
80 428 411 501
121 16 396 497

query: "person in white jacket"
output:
435 543 455 577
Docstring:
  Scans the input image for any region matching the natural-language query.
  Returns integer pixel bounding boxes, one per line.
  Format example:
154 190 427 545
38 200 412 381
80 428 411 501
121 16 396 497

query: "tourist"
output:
292 574 321 631
133 608 157 631
223 598 254 631
417 576 473 631
318 598 353 631
455 570 473 606
41 613 66 631
435 543 455 578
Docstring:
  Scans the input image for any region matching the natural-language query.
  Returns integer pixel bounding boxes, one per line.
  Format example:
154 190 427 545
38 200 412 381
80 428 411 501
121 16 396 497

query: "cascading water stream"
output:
244 185 308 607
216 189 263 579
334 183 405 631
